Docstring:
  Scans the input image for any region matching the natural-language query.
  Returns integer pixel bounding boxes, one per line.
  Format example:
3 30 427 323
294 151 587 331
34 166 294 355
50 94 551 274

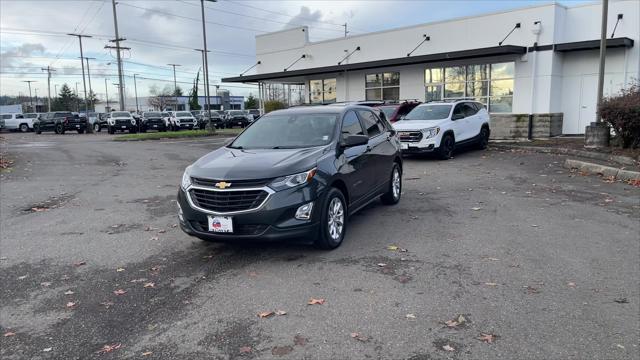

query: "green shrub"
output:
264 100 286 113
599 82 640 148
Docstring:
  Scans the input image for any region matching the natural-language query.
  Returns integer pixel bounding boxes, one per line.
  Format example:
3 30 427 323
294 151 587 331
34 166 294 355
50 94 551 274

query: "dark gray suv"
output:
178 105 403 249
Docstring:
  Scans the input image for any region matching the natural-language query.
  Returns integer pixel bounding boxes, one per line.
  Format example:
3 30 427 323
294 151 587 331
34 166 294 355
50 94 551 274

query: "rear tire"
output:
381 163 402 205
477 126 490 150
35 124 42 134
56 123 65 135
315 188 347 250
93 123 101 133
437 134 454 160
19 124 29 132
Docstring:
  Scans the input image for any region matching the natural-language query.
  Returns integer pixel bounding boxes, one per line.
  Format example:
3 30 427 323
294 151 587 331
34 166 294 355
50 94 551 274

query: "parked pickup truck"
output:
107 111 138 134
1 113 35 132
34 112 88 134
141 111 168 132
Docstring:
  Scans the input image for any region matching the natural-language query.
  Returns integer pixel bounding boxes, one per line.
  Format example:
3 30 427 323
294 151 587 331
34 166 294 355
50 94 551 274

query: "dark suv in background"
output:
141 111 167 132
178 105 403 249
224 110 251 128
34 112 88 134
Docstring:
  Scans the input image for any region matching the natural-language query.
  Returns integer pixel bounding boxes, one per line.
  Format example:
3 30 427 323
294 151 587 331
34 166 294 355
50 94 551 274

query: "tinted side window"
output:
452 104 465 119
357 110 383 137
463 103 478 117
1 115 11 120
341 111 364 140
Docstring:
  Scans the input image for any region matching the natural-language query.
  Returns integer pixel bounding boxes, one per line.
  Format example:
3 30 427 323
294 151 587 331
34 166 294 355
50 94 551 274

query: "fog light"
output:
177 203 184 222
295 202 314 220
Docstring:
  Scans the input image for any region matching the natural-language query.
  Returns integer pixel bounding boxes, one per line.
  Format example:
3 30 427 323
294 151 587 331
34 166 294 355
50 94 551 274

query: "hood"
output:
190 146 326 181
393 119 448 131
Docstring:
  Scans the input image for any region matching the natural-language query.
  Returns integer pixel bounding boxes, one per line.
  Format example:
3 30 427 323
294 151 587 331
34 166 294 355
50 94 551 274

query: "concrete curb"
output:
563 159 640 181
490 143 638 167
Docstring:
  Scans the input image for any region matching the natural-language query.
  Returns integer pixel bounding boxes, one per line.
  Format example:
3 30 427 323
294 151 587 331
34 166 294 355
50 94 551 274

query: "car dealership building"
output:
223 1 638 138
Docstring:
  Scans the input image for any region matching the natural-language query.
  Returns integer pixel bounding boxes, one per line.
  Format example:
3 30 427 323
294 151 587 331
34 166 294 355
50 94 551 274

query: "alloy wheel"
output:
392 168 401 200
327 197 345 241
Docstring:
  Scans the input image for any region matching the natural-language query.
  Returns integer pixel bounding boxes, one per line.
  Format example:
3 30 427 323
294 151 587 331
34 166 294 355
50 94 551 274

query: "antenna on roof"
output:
498 23 521 46
407 34 430 57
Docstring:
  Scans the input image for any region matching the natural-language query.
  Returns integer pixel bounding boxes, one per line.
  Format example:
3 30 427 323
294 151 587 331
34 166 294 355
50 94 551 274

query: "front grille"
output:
398 131 423 143
189 188 268 213
191 177 272 188
190 221 268 235
115 119 131 126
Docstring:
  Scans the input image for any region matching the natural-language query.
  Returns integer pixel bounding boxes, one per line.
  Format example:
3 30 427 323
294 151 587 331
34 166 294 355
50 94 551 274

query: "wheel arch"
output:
329 179 349 207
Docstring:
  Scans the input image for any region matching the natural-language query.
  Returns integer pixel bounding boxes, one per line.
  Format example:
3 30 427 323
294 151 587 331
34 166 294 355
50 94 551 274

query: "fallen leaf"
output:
477 333 497 343
43 347 52 352
150 237 159 241
96 343 122 354
386 245 399 251
3 332 16 337
73 261 86 267
31 207 48 212
524 286 540 294
530 224 539 228
142 351 153 356
395 275 412 283
484 282 498 287
171 224 178 228
293 334 307 346
158 229 166 234
247 271 258 277
64 290 74 295
40 282 52 287
614 297 629 304
111 224 120 228
66 301 77 308
445 320 459 327
471 207 482 211
377 263 387 267
113 289 127 295
130 278 148 283
258 311 274 318
239 346 252 354
483 257 500 261
308 298 325 305
150 266 160 272
17 275 27 280
445 314 466 328
271 345 293 356
406 313 416 319
143 282 155 288
616 344 625 349
567 282 576 288
275 310 287 316
100 301 114 308
116 268 125 272
442 344 455 352
350 332 369 342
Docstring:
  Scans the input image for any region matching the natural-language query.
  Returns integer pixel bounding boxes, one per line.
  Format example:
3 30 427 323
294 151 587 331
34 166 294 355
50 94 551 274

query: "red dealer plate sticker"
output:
208 216 233 233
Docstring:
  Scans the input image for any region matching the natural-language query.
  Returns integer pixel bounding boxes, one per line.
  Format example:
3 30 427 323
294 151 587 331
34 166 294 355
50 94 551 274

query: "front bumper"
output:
144 120 165 129
176 123 195 129
177 184 322 243
64 122 87 131
401 143 436 153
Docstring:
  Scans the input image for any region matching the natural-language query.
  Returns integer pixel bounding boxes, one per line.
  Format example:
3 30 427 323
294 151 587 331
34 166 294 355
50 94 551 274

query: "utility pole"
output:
41 66 55 112
110 0 126 110
75 82 80 112
21 80 36 112
200 0 215 116
167 63 181 110
343 23 348 37
68 33 91 116
34 88 38 110
83 57 96 110
195 49 211 113
104 78 110 111
133 74 139 112
585 0 610 148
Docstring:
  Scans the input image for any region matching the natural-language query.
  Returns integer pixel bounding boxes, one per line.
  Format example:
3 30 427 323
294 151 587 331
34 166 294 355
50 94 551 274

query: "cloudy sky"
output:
1 0 589 101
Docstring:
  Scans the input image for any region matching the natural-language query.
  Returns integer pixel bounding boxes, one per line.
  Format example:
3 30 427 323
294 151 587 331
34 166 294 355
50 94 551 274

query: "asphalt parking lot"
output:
1 132 638 360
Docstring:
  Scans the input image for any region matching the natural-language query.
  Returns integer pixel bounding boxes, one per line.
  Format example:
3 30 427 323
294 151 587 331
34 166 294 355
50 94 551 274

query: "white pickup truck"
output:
1 113 39 132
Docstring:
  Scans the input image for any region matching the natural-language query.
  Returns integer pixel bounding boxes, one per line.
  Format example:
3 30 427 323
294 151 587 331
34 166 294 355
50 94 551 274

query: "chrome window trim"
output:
185 184 275 215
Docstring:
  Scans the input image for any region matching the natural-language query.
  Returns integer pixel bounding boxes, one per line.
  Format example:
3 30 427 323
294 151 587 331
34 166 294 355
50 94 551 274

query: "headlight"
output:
131 119 136 125
181 166 192 190
269 168 317 191
422 127 440 139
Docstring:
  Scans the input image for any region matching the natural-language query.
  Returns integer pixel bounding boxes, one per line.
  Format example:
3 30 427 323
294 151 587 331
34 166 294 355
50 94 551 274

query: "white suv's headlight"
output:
422 127 440 139
269 168 317 191
181 166 192 190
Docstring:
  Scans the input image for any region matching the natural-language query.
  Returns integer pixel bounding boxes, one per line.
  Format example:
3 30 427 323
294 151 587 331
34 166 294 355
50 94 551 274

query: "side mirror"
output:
452 113 464 121
342 134 368 148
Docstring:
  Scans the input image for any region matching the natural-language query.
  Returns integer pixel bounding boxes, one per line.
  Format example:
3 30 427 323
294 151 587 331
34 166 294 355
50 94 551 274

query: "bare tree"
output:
147 84 173 110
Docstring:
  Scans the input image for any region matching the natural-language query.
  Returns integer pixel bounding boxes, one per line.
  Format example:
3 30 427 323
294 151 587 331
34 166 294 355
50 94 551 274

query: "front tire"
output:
94 123 101 132
108 126 115 135
56 123 65 135
315 188 347 250
437 134 454 160
19 124 29 132
381 163 402 205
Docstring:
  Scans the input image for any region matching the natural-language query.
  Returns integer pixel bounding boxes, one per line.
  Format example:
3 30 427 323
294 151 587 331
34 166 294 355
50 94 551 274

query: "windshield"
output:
176 112 192 117
144 112 161 117
404 105 451 121
230 113 337 149
229 111 244 116
112 112 130 117
378 106 398 119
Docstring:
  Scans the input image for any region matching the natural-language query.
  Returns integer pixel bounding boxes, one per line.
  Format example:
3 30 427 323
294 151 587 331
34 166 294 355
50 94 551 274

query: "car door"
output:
450 103 468 141
356 109 395 192
337 110 371 206
460 102 480 140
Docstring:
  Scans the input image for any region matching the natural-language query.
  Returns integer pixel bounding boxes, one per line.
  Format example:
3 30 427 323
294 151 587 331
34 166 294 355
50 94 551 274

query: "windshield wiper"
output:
227 145 243 149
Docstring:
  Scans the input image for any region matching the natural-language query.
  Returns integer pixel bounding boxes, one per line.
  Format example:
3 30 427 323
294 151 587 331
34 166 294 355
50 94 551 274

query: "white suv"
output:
392 100 490 159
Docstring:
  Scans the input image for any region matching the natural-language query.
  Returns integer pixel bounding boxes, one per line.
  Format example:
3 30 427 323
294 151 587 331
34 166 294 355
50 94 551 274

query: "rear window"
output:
1 114 11 119
378 106 399 119
144 112 161 117
230 111 244 116
24 113 38 118
404 105 451 121
112 112 130 117
176 112 192 117
55 112 72 117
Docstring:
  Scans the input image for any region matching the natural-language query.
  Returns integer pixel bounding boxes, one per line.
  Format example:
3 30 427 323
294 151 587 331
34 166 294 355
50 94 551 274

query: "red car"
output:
375 101 421 122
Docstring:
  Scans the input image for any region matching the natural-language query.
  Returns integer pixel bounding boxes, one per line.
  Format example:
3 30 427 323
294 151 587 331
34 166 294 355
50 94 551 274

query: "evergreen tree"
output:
244 93 258 109
173 86 183 97
55 84 76 111
188 70 201 110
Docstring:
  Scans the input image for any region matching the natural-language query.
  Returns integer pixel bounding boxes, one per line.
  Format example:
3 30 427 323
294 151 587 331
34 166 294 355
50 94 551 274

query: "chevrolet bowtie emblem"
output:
214 181 231 189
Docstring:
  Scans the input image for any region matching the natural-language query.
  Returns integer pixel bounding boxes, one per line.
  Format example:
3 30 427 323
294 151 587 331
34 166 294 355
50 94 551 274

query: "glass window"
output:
425 68 443 83
462 103 478 117
445 66 465 83
309 79 336 104
467 64 489 82
341 111 364 139
467 81 488 97
404 104 452 121
490 79 514 97
425 85 442 102
1 114 11 119
489 96 513 113
452 103 466 118
365 72 400 101
491 62 515 79
357 110 383 137
444 82 465 98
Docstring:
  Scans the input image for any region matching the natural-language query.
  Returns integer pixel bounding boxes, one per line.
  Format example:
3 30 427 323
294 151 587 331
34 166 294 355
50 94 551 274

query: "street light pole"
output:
21 80 36 112
585 0 610 148
133 74 140 112
167 63 181 110
111 0 125 110
200 0 215 115
195 49 211 112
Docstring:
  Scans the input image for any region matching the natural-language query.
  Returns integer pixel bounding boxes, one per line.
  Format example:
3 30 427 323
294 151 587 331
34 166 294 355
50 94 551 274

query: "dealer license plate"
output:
208 216 233 233
121 126 126 129
401 143 408 150
76 125 80 128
